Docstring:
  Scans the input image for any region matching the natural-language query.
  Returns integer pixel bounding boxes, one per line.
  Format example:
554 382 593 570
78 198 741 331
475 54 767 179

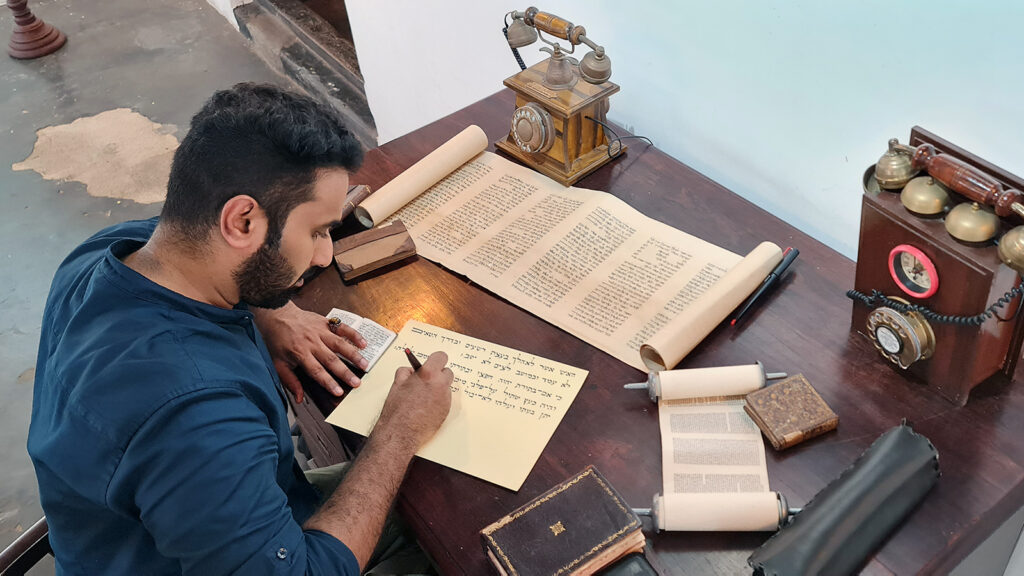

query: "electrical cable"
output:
585 116 653 159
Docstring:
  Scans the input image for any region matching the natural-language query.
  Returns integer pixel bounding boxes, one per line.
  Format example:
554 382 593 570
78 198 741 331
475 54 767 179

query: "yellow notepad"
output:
326 320 589 491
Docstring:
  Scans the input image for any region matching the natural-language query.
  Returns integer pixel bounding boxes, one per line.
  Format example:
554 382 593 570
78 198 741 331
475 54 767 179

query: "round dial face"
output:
874 325 902 355
887 244 938 299
510 102 554 154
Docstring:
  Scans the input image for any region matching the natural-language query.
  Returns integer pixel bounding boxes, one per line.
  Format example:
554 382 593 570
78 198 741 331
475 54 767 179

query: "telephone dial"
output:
849 127 1024 405
496 7 621 186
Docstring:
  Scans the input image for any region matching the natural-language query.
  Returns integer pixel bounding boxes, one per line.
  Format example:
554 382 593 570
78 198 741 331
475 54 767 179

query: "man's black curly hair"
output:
161 83 363 248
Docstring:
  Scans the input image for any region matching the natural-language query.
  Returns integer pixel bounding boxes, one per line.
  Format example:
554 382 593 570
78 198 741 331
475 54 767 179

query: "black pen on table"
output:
404 348 422 371
731 247 800 326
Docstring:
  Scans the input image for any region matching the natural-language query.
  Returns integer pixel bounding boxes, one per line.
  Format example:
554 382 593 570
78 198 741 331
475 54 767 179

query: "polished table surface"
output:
292 90 1024 575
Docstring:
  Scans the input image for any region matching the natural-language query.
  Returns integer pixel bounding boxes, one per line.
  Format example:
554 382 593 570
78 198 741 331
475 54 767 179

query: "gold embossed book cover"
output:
480 466 645 576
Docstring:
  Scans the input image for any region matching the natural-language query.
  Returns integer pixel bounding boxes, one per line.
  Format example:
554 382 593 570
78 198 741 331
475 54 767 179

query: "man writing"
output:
28 83 453 574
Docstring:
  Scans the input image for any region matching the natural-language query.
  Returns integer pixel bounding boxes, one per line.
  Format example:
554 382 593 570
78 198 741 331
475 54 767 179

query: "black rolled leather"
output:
748 423 939 576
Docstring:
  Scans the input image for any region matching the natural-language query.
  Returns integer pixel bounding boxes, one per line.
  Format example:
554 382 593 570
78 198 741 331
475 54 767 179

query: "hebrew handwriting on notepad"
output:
452 376 558 420
326 320 589 491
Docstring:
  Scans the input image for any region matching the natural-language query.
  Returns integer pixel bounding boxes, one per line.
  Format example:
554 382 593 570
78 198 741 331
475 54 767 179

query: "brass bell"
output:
579 48 611 84
998 226 1024 274
541 46 578 90
875 138 918 190
999 227 1024 274
945 202 999 243
900 176 951 217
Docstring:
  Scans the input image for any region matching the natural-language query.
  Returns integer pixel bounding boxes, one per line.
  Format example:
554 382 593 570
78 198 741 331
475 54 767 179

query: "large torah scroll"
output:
357 125 782 371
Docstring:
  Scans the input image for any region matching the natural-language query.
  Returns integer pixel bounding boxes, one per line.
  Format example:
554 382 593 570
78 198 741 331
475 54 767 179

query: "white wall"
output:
346 0 1024 259
207 0 249 29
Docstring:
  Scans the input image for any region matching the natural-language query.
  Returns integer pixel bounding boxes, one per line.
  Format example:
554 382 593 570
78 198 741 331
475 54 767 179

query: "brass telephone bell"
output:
875 138 918 190
999 227 1024 272
579 48 610 83
540 46 577 90
900 176 950 216
945 202 999 243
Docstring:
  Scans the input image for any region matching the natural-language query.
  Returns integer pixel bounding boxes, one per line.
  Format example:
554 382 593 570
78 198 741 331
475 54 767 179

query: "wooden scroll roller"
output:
354 126 488 228
624 362 788 403
341 184 374 221
633 492 800 533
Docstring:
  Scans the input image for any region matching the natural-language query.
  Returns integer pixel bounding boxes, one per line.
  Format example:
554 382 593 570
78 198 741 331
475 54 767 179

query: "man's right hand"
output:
377 351 454 453
305 350 453 568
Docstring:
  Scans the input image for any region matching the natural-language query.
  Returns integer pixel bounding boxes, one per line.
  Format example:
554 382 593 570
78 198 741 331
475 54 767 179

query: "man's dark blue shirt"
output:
28 218 359 575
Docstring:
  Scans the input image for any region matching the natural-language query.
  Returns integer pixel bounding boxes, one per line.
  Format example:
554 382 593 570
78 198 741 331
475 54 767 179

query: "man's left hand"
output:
252 301 368 403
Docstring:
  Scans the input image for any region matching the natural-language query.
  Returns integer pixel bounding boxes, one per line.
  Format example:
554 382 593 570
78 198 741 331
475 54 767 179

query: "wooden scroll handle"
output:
912 144 1024 218
523 7 587 45
341 185 373 221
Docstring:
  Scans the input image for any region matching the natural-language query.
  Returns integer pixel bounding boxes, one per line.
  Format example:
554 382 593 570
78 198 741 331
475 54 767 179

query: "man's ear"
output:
220 195 268 250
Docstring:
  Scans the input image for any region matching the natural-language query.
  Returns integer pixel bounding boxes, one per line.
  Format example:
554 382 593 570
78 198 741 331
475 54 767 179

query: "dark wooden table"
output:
292 89 1024 575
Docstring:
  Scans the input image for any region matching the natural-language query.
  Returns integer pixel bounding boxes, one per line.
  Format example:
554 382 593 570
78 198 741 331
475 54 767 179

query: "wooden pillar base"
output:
7 0 66 59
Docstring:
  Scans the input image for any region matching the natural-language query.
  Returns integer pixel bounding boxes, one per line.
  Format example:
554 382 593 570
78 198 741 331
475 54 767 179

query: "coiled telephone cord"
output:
846 282 1024 326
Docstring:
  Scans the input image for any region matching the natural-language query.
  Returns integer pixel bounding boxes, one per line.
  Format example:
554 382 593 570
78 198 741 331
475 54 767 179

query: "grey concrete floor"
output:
0 0 286 571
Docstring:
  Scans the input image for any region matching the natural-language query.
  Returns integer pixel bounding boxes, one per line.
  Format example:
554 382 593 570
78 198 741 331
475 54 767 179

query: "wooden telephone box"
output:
851 127 1024 405
495 58 620 186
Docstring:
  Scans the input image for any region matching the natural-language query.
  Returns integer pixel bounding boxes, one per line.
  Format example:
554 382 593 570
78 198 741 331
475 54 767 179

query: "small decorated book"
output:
744 374 838 451
480 466 646 576
325 308 396 372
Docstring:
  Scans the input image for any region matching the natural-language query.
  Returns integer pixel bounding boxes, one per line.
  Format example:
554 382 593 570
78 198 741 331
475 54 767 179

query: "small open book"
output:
326 308 396 372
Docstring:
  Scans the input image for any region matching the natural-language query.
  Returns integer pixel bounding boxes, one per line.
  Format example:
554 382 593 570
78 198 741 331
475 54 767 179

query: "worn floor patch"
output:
12 108 178 205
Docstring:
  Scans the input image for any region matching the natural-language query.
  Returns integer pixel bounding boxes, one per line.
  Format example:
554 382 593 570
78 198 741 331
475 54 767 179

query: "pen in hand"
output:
404 348 422 371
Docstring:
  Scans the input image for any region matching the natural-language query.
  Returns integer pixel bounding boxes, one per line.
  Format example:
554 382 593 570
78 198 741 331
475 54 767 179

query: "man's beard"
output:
233 241 302 309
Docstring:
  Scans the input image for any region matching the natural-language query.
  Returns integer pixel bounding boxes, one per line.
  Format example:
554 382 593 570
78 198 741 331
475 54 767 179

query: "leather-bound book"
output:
480 466 646 576
744 374 838 451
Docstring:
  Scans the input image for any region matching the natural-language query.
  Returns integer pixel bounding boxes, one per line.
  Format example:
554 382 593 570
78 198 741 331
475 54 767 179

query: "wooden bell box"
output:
495 58 621 186
851 127 1024 405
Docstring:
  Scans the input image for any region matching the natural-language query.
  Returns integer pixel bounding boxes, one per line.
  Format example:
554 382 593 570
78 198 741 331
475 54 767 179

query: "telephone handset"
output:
495 7 621 186
503 8 611 88
876 136 1024 270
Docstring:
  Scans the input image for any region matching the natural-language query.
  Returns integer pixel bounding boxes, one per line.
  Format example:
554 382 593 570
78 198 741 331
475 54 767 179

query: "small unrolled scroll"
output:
640 242 782 371
654 492 784 532
354 125 489 228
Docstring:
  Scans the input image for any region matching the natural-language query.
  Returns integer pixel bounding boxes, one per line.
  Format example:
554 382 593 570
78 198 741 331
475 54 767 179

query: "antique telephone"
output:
849 127 1024 405
497 7 622 185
